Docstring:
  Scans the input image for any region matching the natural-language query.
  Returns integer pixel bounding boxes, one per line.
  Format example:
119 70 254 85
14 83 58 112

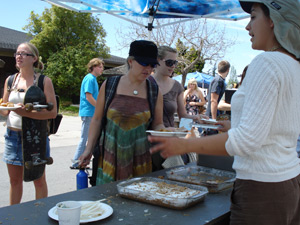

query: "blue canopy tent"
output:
42 0 248 39
173 72 214 89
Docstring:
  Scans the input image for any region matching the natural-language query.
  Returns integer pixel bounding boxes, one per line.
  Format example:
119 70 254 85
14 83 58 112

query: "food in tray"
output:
206 180 223 184
166 166 236 193
158 127 188 132
117 177 208 209
188 172 228 183
126 181 201 198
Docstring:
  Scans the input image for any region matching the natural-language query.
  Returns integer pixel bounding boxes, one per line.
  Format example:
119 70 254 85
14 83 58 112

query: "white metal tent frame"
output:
42 0 249 39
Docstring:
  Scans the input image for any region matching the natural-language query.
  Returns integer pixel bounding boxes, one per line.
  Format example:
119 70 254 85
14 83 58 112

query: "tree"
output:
174 39 205 75
116 18 235 87
24 6 109 99
227 66 238 88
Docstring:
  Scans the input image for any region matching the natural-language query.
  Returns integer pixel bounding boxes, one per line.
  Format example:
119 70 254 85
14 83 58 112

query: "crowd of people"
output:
1 0 300 224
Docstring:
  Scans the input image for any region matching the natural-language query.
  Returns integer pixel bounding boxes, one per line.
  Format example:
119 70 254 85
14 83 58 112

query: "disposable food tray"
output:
117 177 208 210
166 165 236 193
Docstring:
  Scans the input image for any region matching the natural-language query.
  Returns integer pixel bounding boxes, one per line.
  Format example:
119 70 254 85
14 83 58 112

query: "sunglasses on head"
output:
163 59 178 67
135 60 158 68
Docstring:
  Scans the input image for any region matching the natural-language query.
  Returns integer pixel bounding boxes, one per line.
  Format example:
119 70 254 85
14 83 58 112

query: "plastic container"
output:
76 169 88 190
166 165 236 193
117 177 208 209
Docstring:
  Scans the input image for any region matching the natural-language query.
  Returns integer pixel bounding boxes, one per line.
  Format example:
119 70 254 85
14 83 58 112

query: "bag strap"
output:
104 75 122 114
37 74 60 113
146 77 159 127
7 73 17 92
99 75 122 141
37 74 46 92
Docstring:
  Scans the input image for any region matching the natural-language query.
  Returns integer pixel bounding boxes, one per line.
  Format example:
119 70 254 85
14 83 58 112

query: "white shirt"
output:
7 90 25 130
226 52 300 182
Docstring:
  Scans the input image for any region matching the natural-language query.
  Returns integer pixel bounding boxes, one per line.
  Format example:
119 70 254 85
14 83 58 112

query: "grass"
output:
59 101 79 116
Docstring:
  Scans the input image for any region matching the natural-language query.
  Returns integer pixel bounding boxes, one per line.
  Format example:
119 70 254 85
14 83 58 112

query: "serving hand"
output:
193 114 209 123
216 120 231 132
148 135 189 159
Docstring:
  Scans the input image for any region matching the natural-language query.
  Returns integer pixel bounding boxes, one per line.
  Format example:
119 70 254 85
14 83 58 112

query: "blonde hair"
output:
187 78 202 94
126 56 134 70
16 42 44 71
87 58 104 73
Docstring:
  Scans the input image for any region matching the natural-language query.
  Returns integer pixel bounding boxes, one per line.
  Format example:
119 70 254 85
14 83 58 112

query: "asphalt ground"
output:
0 115 90 208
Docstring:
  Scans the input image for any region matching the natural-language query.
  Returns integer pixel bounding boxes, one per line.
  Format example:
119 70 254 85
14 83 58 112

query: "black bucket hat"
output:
129 40 159 65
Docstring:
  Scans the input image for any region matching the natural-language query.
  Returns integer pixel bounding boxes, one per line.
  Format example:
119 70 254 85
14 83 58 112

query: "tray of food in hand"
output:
146 127 189 138
166 165 236 193
117 177 208 210
200 118 218 124
0 102 21 110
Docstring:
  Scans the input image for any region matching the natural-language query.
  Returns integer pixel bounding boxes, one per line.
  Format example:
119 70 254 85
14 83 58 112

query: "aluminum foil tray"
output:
117 177 208 210
166 165 236 193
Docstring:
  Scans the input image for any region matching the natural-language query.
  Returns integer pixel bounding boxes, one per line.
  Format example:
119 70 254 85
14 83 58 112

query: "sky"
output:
0 0 261 75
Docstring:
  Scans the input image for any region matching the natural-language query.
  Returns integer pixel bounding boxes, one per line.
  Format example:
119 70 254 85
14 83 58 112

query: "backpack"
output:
89 75 159 186
7 73 63 135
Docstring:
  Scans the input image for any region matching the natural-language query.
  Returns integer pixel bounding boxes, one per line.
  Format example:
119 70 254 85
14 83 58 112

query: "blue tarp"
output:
45 0 249 30
45 0 247 19
173 71 214 89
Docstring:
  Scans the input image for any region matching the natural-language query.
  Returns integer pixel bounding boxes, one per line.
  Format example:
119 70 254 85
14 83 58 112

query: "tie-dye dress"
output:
96 94 152 185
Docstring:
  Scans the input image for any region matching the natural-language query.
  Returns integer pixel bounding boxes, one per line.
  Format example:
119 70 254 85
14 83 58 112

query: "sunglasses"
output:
135 60 158 68
162 59 178 67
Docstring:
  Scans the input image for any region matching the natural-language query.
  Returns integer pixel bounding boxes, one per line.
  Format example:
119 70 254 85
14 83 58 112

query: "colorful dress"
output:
96 94 152 185
185 94 200 115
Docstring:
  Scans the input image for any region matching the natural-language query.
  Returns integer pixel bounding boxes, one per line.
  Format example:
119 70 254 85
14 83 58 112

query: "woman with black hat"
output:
148 1 300 224
78 40 165 185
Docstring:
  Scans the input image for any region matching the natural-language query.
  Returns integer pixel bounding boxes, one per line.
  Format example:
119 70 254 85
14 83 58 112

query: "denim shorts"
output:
3 128 50 166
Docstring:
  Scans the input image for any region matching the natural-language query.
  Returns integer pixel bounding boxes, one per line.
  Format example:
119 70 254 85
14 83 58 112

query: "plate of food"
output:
0 102 22 110
48 200 113 223
146 129 189 137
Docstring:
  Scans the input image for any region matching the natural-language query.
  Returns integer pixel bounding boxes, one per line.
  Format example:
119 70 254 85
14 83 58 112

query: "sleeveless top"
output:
96 95 152 184
7 91 25 129
185 94 200 115
6 73 39 130
162 81 184 127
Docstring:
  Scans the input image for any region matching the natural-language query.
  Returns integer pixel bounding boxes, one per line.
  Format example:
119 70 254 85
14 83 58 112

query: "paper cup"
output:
56 201 81 225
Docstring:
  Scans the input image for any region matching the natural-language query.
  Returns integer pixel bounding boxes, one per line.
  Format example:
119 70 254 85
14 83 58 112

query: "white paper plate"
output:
48 201 113 223
200 118 217 124
146 130 188 137
192 124 221 130
0 105 21 110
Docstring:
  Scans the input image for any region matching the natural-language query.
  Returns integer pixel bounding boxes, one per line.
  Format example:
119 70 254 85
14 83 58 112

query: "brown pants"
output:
230 174 300 225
